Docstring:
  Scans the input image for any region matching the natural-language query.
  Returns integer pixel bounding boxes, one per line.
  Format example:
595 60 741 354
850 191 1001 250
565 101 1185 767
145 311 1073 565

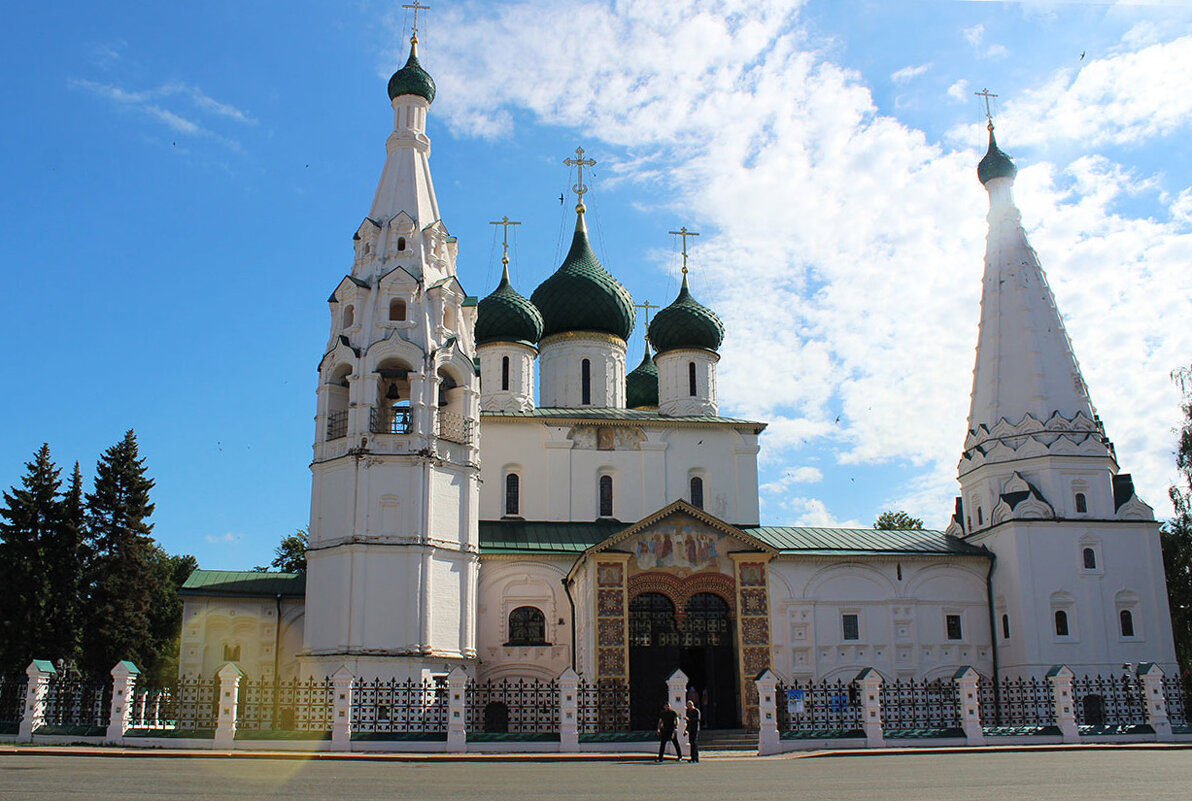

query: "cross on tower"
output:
668 226 700 274
489 215 521 267
563 147 597 213
635 301 661 344
402 1 430 43
975 88 998 129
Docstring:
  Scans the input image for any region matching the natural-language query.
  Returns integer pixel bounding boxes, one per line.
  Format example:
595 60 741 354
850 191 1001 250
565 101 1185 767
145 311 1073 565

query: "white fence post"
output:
666 668 689 755
755 669 781 755
446 666 468 752
105 661 140 744
330 666 354 751
1046 665 1080 744
558 668 580 752
856 668 884 748
953 666 984 746
17 660 56 743
213 663 243 749
1138 663 1173 742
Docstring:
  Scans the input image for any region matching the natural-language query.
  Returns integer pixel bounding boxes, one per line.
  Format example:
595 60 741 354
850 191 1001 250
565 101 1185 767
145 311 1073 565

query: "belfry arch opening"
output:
627 590 738 731
373 358 413 435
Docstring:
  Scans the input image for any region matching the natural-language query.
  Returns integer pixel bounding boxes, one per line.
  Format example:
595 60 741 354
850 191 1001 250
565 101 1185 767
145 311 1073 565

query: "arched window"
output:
397 236 406 251
1075 492 1087 513
599 475 613 517
389 298 407 321
1054 609 1069 637
688 362 697 396
976 506 983 525
343 304 354 328
507 606 546 646
505 473 520 516
1082 547 1097 570
581 359 591 405
690 476 704 509
1119 609 1134 637
501 356 510 391
223 644 241 662
1001 613 1010 639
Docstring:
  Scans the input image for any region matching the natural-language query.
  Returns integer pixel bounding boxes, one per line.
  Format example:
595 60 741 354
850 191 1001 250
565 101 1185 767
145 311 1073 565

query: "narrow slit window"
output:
343 305 354 328
977 506 983 525
1055 609 1069 637
397 236 406 251
1083 547 1097 570
581 359 591 405
842 613 859 641
505 473 520 516
599 475 613 517
946 614 963 640
1119 609 1134 637
690 476 704 509
688 362 697 396
1001 613 1010 639
501 356 510 391
1075 492 1087 513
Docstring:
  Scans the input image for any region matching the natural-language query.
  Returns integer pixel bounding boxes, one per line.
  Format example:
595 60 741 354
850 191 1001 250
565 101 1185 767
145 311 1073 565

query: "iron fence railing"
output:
879 677 962 729
776 678 864 733
466 678 558 734
577 678 630 734
237 676 332 732
350 677 448 734
0 676 26 728
1162 674 1188 726
128 675 219 731
978 675 1055 728
1072 674 1147 727
42 675 109 730
370 406 412 435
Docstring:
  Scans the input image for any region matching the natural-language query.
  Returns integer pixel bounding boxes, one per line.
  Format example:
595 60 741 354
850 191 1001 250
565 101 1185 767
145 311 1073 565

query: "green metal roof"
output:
978 127 1017 185
482 407 764 431
478 520 988 557
387 41 436 104
648 273 724 354
180 570 306 597
625 349 659 409
475 266 544 346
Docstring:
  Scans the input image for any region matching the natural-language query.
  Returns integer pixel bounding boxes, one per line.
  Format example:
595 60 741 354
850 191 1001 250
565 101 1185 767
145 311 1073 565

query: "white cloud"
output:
891 63 930 84
205 532 239 544
71 78 255 149
963 22 1009 59
964 24 985 48
760 466 824 494
946 79 970 102
410 1 1190 524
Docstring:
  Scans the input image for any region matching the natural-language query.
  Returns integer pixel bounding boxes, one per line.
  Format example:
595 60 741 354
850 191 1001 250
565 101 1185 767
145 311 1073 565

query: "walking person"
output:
656 702 681 762
685 699 701 762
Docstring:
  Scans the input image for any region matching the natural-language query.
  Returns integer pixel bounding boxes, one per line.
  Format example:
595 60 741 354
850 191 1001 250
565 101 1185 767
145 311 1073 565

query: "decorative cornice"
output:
539 330 627 349
959 410 1114 473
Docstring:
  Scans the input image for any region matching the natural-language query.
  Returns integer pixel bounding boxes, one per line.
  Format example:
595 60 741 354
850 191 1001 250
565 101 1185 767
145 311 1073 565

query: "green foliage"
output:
873 510 924 530
270 528 308 574
1162 366 1192 688
44 462 86 667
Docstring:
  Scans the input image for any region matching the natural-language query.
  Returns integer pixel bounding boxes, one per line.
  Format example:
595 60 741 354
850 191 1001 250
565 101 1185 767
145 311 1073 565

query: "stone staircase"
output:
698 728 757 752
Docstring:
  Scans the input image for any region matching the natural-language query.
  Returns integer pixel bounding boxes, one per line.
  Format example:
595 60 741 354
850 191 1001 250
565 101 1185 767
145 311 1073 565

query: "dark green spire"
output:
978 125 1017 185
647 272 724 353
476 264 544 346
626 348 659 409
387 38 436 104
531 212 636 341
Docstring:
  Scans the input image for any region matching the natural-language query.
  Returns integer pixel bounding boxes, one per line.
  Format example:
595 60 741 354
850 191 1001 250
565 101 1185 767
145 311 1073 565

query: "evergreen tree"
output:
43 462 86 667
1162 366 1192 691
0 444 60 673
254 528 308 573
82 430 159 678
873 510 924 530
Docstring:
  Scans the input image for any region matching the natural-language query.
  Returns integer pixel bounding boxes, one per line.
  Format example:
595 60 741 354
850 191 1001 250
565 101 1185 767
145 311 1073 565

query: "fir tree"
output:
0 444 61 673
82 430 158 678
873 510 924 530
43 462 86 667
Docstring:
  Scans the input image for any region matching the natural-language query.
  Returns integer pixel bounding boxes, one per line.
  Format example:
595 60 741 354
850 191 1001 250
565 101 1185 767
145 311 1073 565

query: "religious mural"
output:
631 522 723 573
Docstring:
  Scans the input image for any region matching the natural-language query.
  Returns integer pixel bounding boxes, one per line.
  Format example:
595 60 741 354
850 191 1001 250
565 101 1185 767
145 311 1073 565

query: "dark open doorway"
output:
628 591 739 730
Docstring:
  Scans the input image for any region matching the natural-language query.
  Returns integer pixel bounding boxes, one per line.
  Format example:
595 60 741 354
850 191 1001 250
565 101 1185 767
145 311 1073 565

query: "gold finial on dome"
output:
563 146 597 214
668 226 700 275
489 215 521 272
402 1 430 45
975 87 998 132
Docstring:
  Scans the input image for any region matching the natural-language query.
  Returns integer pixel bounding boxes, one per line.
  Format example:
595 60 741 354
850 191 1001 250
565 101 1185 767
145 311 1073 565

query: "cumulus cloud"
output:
400 1 1190 525
760 467 825 494
946 79 970 102
891 63 930 84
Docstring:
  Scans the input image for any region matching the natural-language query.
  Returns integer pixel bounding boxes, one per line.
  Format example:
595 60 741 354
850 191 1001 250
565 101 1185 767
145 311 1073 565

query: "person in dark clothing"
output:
685 699 701 762
656 702 681 761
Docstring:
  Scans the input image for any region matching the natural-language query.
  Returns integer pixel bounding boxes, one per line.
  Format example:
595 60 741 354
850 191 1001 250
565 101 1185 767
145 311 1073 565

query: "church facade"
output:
178 35 1178 730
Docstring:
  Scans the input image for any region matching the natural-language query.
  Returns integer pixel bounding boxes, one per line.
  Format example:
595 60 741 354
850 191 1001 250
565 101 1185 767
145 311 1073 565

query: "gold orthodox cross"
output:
975 88 998 128
635 300 660 343
403 1 430 42
563 147 597 212
489 216 521 267
668 226 700 274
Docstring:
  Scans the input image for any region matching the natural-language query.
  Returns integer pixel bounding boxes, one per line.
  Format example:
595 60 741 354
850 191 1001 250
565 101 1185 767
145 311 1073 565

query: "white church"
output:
178 31 1178 730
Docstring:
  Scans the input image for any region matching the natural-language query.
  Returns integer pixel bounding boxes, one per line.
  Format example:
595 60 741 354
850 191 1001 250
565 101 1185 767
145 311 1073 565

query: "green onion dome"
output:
388 39 436 104
978 126 1016 185
647 273 724 353
475 265 544 346
531 213 636 341
626 349 659 409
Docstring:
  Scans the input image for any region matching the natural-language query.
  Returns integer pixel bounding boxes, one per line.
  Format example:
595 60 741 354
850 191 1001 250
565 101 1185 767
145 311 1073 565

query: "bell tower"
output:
301 20 480 680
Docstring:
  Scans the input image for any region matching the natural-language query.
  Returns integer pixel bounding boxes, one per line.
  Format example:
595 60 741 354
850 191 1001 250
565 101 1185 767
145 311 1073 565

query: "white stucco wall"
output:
179 596 306 680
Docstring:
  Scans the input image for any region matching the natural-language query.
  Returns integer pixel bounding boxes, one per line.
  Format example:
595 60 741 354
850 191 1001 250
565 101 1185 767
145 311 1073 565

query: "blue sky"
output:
2 1 1190 570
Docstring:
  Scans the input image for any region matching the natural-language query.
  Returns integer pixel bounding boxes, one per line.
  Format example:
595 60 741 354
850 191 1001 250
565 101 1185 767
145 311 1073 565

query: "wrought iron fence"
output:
128 675 219 731
326 410 348 440
466 677 558 734
879 677 962 729
237 676 332 732
436 410 472 444
1072 674 1146 727
350 677 448 734
776 678 864 733
0 676 26 729
576 678 630 734
978 675 1054 727
370 406 412 435
42 674 109 730
1162 674 1188 725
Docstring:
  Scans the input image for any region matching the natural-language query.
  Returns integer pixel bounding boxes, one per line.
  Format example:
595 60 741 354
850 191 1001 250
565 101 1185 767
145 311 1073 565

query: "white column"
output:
666 668 688 752
446 666 468 752
330 666 354 751
105 661 140 744
755 669 781 755
953 666 984 746
1138 663 1173 742
558 668 580 752
856 668 885 748
213 663 243 750
18 660 55 743
1046 665 1080 744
